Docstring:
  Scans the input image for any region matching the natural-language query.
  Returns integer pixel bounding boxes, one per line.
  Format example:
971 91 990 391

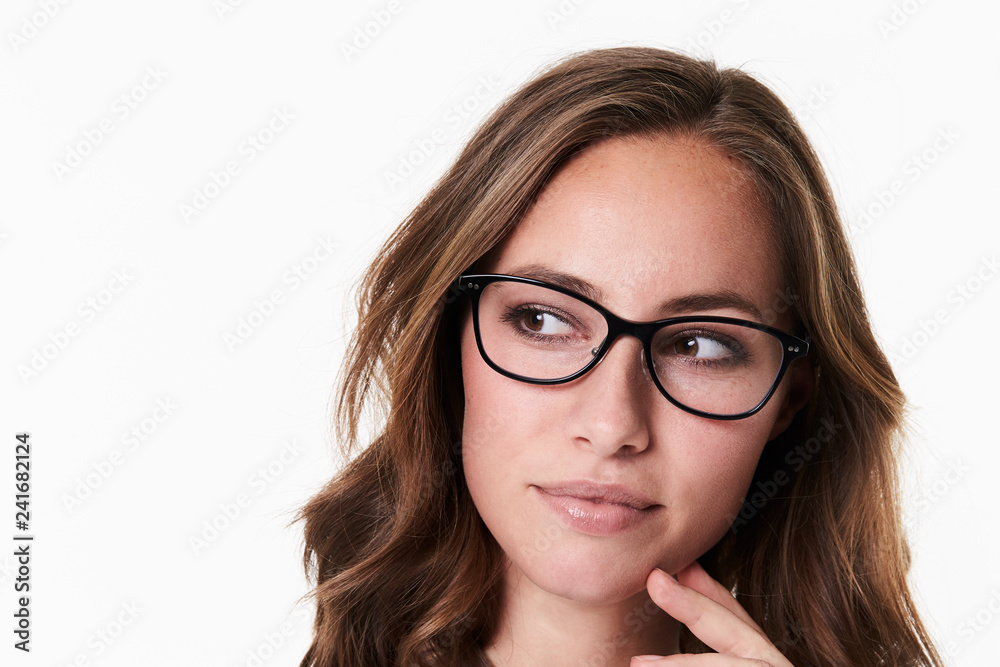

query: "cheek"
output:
662 408 778 552
459 312 553 455
461 315 507 457
459 316 532 513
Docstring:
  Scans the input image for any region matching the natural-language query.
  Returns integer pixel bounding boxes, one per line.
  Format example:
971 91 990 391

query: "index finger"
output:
646 569 793 666
675 561 763 634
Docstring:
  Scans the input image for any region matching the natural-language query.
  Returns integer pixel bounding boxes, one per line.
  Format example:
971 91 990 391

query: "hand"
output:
631 561 795 665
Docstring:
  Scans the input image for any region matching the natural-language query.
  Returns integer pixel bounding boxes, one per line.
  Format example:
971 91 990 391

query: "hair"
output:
296 46 942 666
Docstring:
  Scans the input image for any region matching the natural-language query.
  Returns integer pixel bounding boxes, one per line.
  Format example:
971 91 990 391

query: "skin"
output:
460 134 811 665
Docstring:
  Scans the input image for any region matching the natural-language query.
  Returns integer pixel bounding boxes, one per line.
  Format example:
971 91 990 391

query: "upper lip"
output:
535 481 658 510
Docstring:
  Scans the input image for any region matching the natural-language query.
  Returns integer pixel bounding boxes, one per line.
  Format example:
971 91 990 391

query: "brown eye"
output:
509 308 574 337
523 312 545 332
675 338 698 356
669 334 730 359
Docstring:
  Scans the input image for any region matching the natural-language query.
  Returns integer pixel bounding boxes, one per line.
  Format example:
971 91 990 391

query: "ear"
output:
767 358 816 441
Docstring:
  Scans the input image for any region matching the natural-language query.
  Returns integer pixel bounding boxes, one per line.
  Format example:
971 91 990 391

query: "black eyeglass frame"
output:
454 273 811 421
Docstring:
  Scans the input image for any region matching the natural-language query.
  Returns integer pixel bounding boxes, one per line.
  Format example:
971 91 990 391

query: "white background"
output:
1 0 998 665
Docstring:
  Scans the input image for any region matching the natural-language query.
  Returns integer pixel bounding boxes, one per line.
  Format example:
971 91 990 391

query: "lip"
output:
531 482 661 537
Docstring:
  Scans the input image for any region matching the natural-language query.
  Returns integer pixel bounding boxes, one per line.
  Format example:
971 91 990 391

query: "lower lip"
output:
532 486 658 537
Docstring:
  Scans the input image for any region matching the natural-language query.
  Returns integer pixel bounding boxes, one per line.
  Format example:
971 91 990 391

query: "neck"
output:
484 564 680 666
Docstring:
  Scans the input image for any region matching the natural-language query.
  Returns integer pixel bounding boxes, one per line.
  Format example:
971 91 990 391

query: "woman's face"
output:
460 134 806 606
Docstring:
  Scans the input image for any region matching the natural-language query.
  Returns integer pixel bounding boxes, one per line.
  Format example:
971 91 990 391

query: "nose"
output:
564 334 652 458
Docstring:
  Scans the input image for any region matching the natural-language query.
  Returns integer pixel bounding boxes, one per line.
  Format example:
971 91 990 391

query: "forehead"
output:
482 135 783 322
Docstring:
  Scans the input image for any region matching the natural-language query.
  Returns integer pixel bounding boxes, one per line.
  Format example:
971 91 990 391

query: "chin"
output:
511 540 659 606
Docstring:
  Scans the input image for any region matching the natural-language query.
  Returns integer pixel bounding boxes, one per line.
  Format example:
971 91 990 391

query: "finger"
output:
646 569 792 666
675 561 763 634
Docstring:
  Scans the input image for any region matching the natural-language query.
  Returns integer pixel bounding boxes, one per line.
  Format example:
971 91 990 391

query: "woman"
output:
297 47 942 666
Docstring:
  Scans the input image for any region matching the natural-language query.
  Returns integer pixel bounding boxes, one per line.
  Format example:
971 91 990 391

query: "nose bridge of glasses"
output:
593 325 652 384
599 315 656 356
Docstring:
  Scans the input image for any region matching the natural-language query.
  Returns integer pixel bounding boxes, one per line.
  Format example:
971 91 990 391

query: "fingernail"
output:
632 656 661 662
653 568 676 583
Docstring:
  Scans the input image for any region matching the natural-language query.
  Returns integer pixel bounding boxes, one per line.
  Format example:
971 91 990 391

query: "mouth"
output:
535 482 658 510
531 482 660 536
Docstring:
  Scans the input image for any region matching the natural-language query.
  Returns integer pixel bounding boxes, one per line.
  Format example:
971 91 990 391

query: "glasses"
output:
454 274 810 420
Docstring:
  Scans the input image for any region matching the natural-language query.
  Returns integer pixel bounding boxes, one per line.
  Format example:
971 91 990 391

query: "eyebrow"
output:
504 264 766 322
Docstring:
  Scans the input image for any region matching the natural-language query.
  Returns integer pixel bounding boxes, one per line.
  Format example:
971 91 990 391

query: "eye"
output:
516 308 573 336
653 325 754 373
673 335 731 359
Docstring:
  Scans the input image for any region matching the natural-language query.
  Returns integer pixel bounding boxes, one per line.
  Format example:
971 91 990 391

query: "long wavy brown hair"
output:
296 46 942 666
